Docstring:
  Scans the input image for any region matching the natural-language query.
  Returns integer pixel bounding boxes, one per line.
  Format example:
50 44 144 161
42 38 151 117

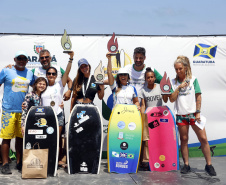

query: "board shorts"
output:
57 111 65 127
176 113 196 126
0 111 23 139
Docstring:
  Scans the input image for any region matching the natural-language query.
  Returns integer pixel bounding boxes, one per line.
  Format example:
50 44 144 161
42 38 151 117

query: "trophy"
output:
107 32 118 55
160 72 171 95
94 61 105 84
61 29 73 53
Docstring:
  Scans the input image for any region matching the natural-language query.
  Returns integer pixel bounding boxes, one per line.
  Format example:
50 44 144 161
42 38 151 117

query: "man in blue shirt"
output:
0 51 34 174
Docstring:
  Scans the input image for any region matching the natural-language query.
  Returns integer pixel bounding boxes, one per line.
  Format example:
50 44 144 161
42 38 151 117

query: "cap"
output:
117 67 129 75
78 58 89 68
15 51 28 59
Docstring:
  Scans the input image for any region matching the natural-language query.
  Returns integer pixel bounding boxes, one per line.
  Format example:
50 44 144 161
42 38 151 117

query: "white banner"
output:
0 34 225 155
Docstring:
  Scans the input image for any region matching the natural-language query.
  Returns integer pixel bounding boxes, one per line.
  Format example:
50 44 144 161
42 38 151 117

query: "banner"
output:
0 34 225 157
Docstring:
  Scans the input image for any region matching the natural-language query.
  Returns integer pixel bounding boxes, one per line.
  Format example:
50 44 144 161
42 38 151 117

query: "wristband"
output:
68 60 72 63
69 58 73 60
196 110 201 113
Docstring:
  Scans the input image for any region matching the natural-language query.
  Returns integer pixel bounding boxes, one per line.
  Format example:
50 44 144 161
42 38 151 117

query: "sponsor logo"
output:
159 155 165 161
193 43 217 59
34 118 48 127
46 127 54 134
125 133 134 140
172 163 176 167
112 151 119 158
154 162 160 168
35 108 45 115
26 142 31 149
34 44 44 54
27 158 43 168
128 122 136 130
76 111 89 124
35 135 47 139
160 119 168 123
193 43 217 66
74 122 79 127
148 120 160 129
91 83 96 88
80 162 88 172
116 160 128 169
77 111 86 119
76 127 84 133
118 132 124 140
120 152 127 158
127 153 134 159
120 142 128 150
150 112 162 117
161 164 165 168
78 115 89 124
121 107 134 114
117 121 125 129
36 108 44 113
28 129 43 135
163 110 169 116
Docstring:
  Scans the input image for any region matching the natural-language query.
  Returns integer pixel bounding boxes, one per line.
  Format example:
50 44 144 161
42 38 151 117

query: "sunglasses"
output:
40 56 50 60
47 72 57 76
17 57 27 61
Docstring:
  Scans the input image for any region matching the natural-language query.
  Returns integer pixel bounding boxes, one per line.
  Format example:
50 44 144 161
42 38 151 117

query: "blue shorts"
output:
57 112 65 127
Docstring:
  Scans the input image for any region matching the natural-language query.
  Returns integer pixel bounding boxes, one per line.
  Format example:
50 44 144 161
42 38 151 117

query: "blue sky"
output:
0 0 226 35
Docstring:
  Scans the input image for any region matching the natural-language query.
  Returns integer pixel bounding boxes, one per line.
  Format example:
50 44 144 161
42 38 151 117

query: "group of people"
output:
0 47 216 176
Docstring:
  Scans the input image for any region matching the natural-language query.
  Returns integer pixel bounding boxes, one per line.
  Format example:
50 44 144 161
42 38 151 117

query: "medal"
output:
50 101 55 106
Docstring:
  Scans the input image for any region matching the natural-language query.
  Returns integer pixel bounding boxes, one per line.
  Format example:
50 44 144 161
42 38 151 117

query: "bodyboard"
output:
107 104 142 174
67 104 103 174
23 106 59 176
146 106 179 171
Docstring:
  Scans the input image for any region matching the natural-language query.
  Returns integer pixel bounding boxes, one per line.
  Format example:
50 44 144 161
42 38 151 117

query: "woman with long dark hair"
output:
70 58 104 111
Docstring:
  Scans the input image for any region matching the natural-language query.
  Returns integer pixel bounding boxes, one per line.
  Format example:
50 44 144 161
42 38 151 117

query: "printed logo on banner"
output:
27 43 58 69
193 43 217 66
193 44 217 59
34 44 44 54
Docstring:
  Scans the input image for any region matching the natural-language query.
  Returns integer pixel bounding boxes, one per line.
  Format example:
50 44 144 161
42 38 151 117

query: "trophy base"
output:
161 92 171 95
94 81 104 85
109 53 117 55
63 50 73 53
